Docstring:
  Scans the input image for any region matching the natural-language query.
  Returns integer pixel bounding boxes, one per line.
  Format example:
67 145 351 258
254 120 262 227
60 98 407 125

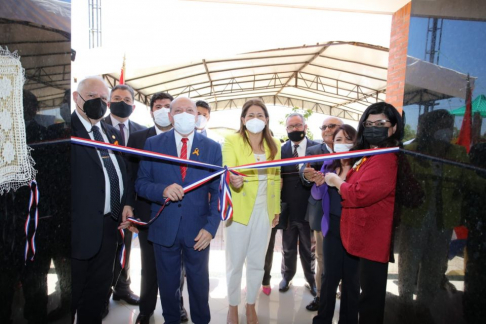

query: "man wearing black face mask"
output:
277 113 319 296
104 84 146 146
102 84 146 315
71 76 134 323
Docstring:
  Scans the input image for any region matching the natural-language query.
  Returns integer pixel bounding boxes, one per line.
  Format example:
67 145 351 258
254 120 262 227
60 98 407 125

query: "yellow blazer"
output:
222 133 281 225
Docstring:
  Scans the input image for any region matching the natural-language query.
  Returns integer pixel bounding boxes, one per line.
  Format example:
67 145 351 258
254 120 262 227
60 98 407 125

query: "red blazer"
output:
340 153 398 263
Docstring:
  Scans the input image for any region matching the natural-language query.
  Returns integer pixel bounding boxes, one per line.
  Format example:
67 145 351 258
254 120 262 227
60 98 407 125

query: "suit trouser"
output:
262 227 278 286
358 258 389 324
112 230 133 293
313 215 359 324
154 225 210 324
139 225 186 316
225 199 271 305
281 220 316 284
314 230 324 297
72 216 118 324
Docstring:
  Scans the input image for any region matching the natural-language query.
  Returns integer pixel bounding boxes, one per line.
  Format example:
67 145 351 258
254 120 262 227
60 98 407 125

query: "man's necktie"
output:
293 144 300 171
180 138 188 181
92 125 121 220
118 123 126 146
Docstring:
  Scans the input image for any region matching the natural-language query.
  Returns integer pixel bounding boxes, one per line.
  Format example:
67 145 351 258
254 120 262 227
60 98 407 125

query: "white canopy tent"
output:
0 0 71 110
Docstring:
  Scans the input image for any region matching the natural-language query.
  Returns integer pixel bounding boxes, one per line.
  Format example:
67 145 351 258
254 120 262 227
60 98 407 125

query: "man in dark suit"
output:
136 97 221 324
300 117 343 311
102 84 146 313
71 76 134 323
279 113 319 296
126 92 189 324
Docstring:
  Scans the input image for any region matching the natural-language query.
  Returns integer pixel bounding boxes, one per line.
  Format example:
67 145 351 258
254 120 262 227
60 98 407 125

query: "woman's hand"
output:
272 214 280 228
314 172 326 186
229 173 244 189
324 173 341 187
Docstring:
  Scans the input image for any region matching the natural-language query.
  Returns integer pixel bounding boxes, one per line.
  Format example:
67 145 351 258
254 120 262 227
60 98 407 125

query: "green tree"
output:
403 124 417 142
279 107 314 141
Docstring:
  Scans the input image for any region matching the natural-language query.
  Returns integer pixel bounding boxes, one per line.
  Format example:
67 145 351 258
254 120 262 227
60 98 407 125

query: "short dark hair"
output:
111 84 135 101
150 92 174 110
196 100 211 113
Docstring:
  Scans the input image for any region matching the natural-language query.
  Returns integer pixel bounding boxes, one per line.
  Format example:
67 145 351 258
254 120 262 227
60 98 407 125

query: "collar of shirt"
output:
75 109 102 135
325 143 333 153
174 129 195 158
110 114 129 130
291 137 307 157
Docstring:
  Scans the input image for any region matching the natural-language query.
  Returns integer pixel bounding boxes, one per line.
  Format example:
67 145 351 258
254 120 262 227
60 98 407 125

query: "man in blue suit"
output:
135 97 221 324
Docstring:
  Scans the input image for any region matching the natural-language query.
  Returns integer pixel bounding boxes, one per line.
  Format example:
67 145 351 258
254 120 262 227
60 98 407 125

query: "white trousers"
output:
225 200 271 305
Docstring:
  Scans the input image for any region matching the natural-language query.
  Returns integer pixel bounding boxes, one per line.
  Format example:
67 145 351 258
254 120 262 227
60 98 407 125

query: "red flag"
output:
119 55 125 85
456 75 472 153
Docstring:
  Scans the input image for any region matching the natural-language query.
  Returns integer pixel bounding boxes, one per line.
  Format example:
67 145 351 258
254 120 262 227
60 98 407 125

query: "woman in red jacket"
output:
323 102 403 324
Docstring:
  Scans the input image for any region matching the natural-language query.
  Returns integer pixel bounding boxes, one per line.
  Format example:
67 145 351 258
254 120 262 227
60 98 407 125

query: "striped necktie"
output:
180 138 188 181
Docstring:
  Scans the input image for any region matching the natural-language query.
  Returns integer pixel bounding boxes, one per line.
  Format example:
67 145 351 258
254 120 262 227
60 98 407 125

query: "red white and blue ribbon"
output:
119 229 126 269
24 180 39 263
71 137 399 225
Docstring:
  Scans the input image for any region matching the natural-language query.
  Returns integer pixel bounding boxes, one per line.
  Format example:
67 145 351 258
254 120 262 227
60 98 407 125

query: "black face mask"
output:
110 101 133 118
363 127 389 145
288 130 305 142
79 95 107 120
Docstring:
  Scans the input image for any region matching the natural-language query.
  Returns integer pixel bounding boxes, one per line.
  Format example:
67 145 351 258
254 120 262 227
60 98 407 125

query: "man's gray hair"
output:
286 112 306 124
77 75 109 92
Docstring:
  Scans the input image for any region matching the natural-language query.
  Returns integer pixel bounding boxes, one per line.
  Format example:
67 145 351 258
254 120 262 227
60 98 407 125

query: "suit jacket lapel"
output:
164 130 182 182
72 113 102 169
186 132 203 181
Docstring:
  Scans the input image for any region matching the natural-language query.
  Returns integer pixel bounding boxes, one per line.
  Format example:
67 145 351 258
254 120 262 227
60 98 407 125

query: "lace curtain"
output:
0 47 36 194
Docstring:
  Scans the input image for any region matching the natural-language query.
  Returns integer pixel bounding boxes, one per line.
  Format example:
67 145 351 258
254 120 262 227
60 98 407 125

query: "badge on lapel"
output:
192 148 200 156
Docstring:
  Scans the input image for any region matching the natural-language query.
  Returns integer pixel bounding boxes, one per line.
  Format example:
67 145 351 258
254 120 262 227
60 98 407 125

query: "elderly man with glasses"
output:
300 116 343 311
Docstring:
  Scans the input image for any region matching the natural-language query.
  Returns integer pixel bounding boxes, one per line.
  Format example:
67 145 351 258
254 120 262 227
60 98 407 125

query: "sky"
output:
405 17 486 134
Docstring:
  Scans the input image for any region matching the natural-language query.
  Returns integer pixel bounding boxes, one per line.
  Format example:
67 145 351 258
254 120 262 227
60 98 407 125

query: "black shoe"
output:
135 312 153 324
113 289 140 305
305 282 317 297
279 279 292 292
180 306 189 322
306 297 320 311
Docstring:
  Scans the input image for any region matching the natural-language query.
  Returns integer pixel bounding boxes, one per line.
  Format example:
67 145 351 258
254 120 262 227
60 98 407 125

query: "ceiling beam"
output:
202 59 217 104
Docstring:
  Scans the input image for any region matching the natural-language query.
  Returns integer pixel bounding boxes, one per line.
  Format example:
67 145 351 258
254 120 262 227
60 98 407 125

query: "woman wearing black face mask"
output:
323 102 404 324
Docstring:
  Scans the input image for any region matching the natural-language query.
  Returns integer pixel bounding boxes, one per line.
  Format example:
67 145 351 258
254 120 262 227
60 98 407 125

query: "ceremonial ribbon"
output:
71 137 399 225
119 229 126 269
24 180 39 263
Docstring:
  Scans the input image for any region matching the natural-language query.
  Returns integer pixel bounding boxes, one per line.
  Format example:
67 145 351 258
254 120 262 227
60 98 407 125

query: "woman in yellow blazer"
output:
223 99 281 324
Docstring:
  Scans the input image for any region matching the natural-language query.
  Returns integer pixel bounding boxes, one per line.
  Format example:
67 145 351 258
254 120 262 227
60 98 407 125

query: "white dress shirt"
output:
77 110 124 214
291 137 307 169
110 114 130 143
174 130 195 158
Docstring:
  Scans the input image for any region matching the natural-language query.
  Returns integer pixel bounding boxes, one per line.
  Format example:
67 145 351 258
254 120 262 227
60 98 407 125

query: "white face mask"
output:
333 143 353 153
153 108 171 127
245 118 266 134
196 115 208 130
173 112 196 135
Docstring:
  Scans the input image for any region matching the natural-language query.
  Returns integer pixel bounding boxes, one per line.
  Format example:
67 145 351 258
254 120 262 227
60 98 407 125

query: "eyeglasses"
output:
286 123 304 131
319 124 338 131
363 120 390 128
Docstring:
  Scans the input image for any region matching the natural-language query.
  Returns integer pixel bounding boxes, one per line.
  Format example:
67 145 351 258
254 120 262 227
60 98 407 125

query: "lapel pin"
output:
192 148 200 156
112 135 116 139
114 140 119 146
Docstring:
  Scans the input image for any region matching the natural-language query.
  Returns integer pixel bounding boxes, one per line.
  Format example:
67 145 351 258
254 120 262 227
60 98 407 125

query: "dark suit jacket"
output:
281 138 319 222
135 130 222 247
104 115 146 143
299 143 331 231
71 112 129 260
126 127 157 222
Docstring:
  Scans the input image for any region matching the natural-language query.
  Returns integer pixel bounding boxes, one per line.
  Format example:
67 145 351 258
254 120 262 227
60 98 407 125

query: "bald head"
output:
170 97 196 112
73 76 110 123
321 116 343 147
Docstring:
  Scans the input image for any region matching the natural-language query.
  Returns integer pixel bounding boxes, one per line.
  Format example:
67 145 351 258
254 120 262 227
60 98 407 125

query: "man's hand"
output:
229 173 244 189
194 229 213 251
163 183 185 201
272 214 280 228
314 172 326 186
118 205 139 233
303 165 318 182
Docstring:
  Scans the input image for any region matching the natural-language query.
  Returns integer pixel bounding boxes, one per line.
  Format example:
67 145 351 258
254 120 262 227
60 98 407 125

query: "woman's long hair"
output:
326 124 357 175
238 99 278 160
351 102 404 164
